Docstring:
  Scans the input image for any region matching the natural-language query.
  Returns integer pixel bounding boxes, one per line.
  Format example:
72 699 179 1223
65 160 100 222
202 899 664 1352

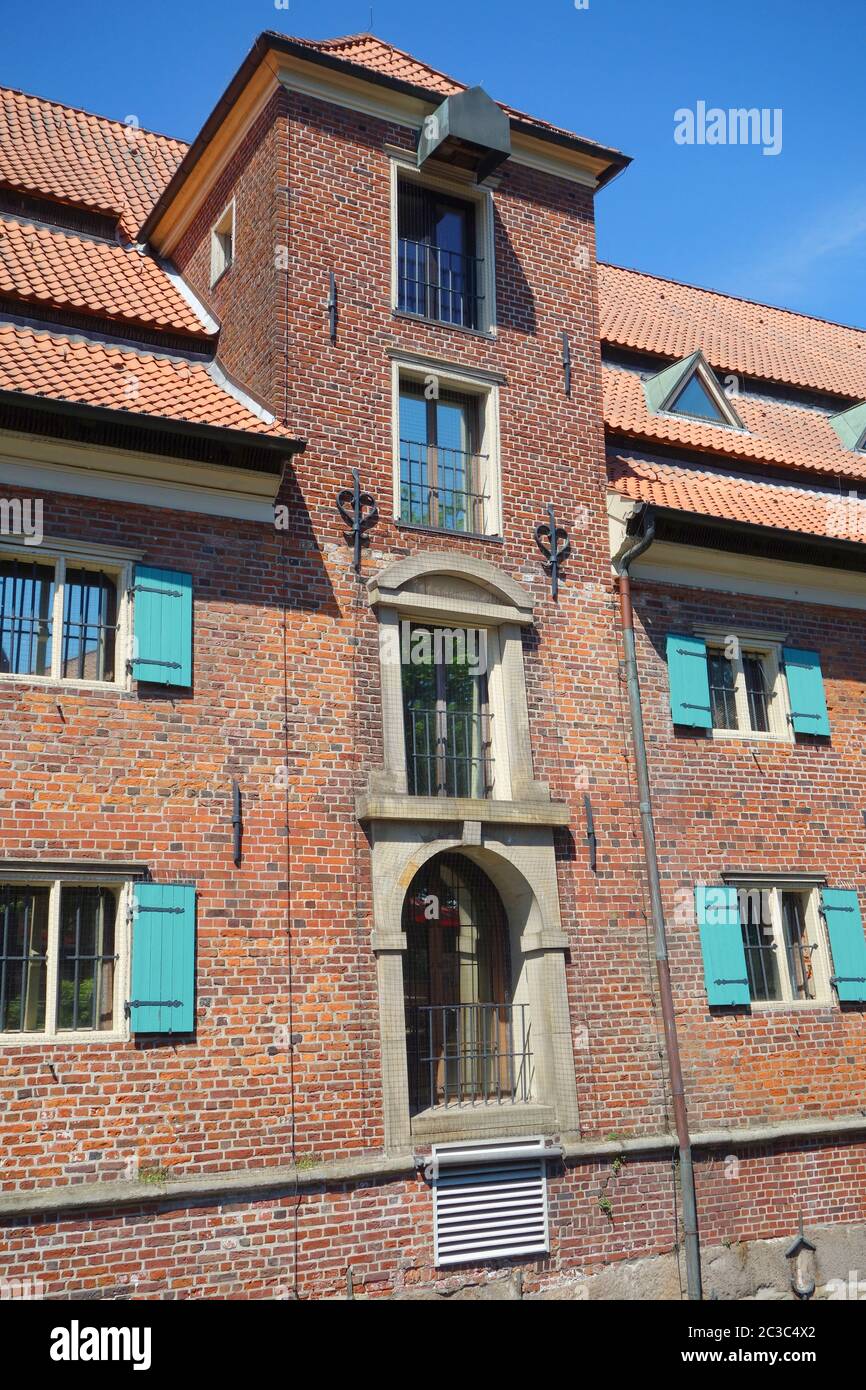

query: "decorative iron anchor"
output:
337 468 379 573
534 504 571 600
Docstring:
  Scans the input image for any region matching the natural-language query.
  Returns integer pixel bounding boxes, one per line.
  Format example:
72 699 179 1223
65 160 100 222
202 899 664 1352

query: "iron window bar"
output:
782 894 816 1001
61 569 118 682
399 439 488 534
397 238 484 329
707 651 738 730
409 1002 531 1112
0 558 54 676
406 705 494 799
0 885 49 1032
743 654 770 733
740 895 781 1001
57 886 117 1032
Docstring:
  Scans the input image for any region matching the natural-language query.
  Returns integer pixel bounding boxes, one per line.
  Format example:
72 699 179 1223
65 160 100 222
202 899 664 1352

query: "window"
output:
706 642 777 735
643 351 744 430
397 178 481 329
403 853 528 1113
210 201 235 286
0 881 126 1040
668 633 829 738
738 886 829 1005
668 372 728 423
402 624 492 798
399 380 488 534
0 552 123 686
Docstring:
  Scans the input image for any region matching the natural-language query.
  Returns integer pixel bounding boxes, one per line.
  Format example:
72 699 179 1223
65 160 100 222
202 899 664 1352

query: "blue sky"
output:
4 0 865 328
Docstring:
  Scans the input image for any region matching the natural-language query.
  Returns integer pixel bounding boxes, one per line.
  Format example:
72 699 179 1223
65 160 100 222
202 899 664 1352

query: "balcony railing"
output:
400 439 488 534
405 706 493 799
408 1002 531 1112
398 237 484 329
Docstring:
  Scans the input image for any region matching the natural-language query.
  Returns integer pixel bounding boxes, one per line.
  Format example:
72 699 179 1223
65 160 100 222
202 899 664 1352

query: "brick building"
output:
0 31 863 1300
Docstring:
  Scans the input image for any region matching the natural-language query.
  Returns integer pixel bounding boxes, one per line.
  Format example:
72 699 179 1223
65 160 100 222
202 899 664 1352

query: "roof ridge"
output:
600 260 866 341
0 83 188 149
272 30 467 92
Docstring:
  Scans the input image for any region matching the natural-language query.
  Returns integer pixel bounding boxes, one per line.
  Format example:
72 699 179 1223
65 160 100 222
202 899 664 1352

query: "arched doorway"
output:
402 852 530 1113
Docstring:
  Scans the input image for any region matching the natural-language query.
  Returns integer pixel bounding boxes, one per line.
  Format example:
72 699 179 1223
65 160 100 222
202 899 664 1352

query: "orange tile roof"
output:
278 32 616 147
603 363 866 482
0 217 210 337
609 453 866 546
599 263 866 403
0 86 186 239
0 322 289 437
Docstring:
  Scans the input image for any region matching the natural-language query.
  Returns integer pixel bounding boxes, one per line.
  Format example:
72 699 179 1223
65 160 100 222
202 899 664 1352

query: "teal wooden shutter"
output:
783 648 829 736
666 634 712 728
130 883 196 1033
132 566 192 686
696 884 750 1006
821 889 866 1002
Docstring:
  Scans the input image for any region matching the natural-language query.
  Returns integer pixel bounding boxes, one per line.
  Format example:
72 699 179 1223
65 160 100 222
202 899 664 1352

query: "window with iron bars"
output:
737 885 828 1004
399 380 488 535
706 643 775 735
0 553 119 684
397 178 484 330
0 882 121 1039
403 852 530 1112
401 623 493 799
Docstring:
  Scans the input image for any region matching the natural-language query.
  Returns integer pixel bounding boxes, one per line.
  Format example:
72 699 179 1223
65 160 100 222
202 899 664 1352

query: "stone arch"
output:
367 550 533 618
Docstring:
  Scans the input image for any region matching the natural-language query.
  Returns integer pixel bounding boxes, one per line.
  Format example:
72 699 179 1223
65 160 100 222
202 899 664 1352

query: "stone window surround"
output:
389 352 504 539
363 551 552 810
363 552 580 1147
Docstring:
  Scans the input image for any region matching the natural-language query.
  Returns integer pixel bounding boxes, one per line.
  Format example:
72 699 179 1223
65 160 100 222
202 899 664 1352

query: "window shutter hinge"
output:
131 585 184 597
125 998 183 1017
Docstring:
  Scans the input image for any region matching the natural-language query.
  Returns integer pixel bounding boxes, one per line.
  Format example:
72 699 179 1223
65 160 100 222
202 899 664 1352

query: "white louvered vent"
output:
432 1136 551 1267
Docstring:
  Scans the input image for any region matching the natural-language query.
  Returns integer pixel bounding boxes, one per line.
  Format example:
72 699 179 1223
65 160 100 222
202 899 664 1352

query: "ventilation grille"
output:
432 1137 550 1266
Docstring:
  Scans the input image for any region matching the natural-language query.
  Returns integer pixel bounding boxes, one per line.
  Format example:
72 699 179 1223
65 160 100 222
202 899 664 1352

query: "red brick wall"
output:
631 580 866 1126
3 1141 864 1298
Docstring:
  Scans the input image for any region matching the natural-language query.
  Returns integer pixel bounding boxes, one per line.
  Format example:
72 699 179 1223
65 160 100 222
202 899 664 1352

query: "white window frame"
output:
210 198 236 286
699 629 793 743
0 539 134 692
0 878 131 1045
736 883 833 1008
389 155 498 337
391 358 502 537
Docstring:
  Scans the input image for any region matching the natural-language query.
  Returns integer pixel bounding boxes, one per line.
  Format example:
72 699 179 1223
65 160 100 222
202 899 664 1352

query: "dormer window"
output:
210 200 235 286
397 179 480 329
392 160 496 335
829 399 866 453
643 350 744 429
668 371 728 422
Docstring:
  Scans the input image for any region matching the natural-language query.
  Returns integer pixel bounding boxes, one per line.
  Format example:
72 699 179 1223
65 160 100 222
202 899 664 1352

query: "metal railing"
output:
400 439 488 534
398 237 484 329
408 1002 531 1111
405 706 493 799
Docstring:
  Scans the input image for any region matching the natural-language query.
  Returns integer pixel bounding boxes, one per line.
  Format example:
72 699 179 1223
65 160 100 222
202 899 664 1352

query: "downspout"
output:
614 503 703 1301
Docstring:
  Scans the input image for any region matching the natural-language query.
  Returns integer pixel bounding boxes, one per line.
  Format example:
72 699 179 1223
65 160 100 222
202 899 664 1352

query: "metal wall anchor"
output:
337 468 379 572
534 504 570 600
